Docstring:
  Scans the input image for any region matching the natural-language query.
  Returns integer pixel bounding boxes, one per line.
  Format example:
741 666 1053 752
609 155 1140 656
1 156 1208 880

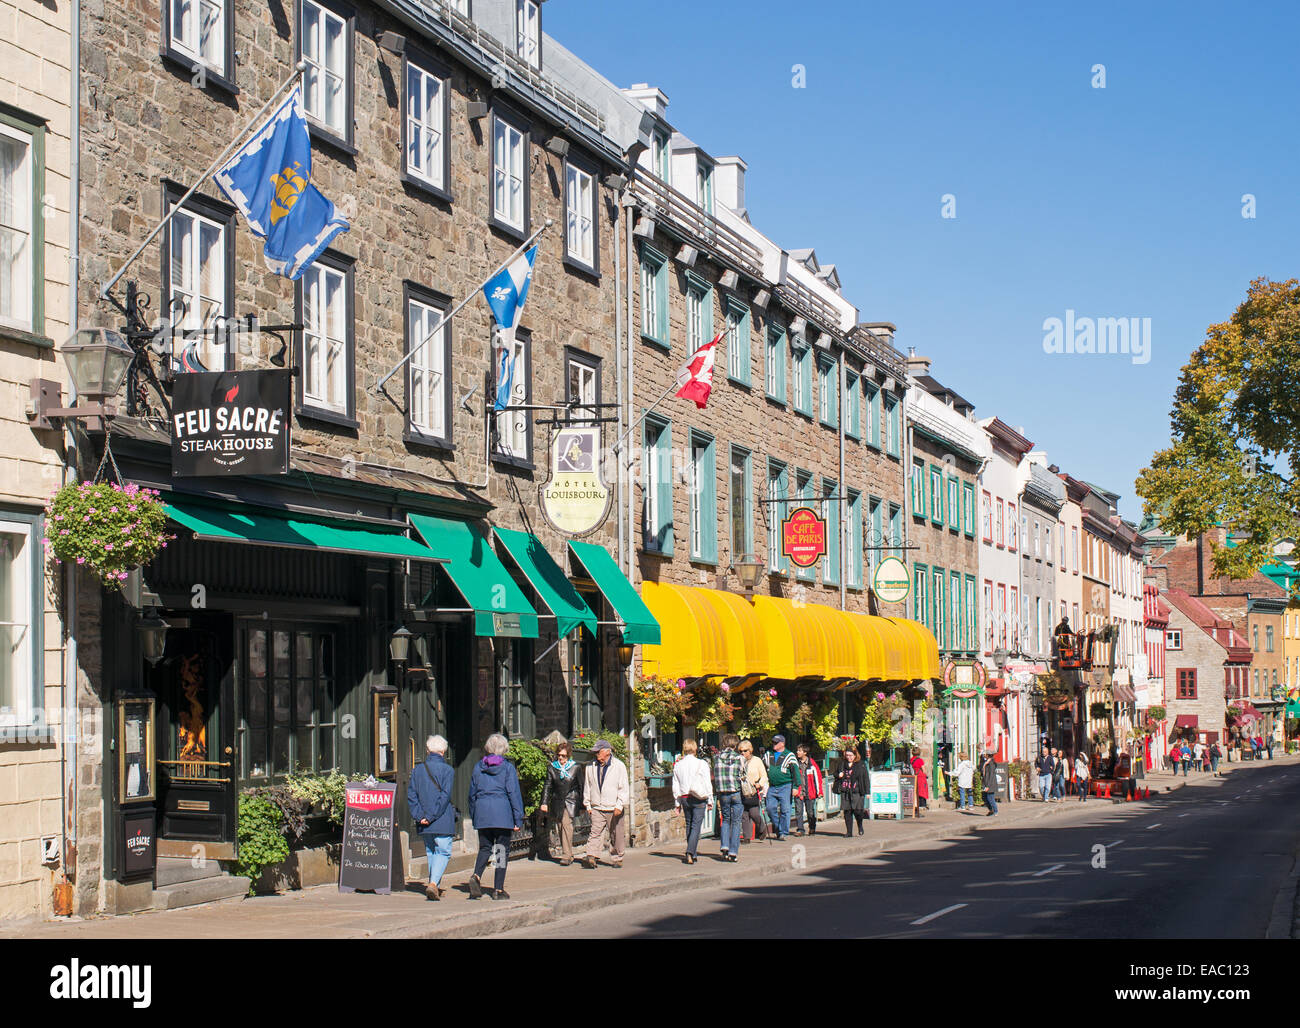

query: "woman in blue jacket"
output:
406 734 459 900
468 733 524 900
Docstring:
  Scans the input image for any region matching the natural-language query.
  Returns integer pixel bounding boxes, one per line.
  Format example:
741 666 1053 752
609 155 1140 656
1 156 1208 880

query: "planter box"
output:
646 775 670 788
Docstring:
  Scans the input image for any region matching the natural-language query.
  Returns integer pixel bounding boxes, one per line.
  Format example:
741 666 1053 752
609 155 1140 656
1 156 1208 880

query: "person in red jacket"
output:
793 743 824 836
911 749 929 818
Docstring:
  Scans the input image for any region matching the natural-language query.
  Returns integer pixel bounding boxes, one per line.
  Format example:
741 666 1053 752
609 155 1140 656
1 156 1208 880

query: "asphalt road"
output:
500 761 1300 938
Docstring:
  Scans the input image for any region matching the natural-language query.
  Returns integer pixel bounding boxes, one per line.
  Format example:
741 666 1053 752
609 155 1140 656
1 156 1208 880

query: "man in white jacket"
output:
583 740 630 869
671 738 714 864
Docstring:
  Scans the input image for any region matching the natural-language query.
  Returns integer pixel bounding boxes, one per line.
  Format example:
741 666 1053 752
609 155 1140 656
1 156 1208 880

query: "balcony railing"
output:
775 277 842 340
631 169 764 281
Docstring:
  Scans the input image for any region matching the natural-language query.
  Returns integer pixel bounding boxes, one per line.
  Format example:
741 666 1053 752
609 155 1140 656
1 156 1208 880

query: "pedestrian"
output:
467 733 524 901
738 739 769 842
793 743 824 836
711 733 747 862
833 746 869 835
1180 741 1192 776
911 749 929 818
582 739 629 870
671 738 713 864
1168 740 1182 775
1193 739 1205 772
1252 734 1263 759
539 740 582 866
954 751 975 811
1266 734 1275 760
1209 740 1221 774
1051 748 1067 801
1075 751 1090 802
764 734 800 840
406 734 458 900
1036 747 1054 802
980 751 1000 816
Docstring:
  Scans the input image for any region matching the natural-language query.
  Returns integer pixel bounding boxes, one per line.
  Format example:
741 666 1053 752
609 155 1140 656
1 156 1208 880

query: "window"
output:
502 637 536 738
403 57 449 195
240 626 338 780
795 470 814 582
983 580 993 651
981 491 992 542
818 356 838 427
729 445 752 564
965 575 977 652
299 0 352 144
163 184 235 372
844 372 861 439
914 563 929 626
888 503 903 561
996 498 1005 547
932 567 946 646
867 496 883 584
565 349 600 426
1253 625 1259 651
696 158 713 214
688 431 717 563
911 460 925 519
1072 526 1079 573
491 107 529 236
639 244 669 348
0 514 41 728
1266 625 1274 652
765 324 786 402
929 465 943 524
564 156 597 272
1072 602 1079 628
883 393 901 457
685 271 713 356
767 459 788 572
863 379 881 448
997 584 1007 647
792 338 813 415
725 298 751 385
1176 668 1197 700
449 0 470 13
643 415 672 554
962 481 976 537
822 479 840 586
651 128 670 181
1059 522 1066 565
1165 629 1181 650
1044 524 1053 565
848 491 864 590
1010 587 1019 649
946 476 959 531
163 0 234 85
515 0 540 69
405 283 452 446
951 571 963 651
0 111 43 339
296 251 354 423
493 329 532 464
1008 503 1017 551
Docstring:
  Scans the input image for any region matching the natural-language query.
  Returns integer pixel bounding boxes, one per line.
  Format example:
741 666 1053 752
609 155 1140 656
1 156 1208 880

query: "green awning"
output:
568 540 661 645
166 497 445 562
495 527 597 638
409 514 539 638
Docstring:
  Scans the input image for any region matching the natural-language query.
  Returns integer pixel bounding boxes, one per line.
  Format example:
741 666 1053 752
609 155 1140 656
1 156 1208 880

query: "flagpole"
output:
373 219 552 393
98 61 307 300
611 331 722 456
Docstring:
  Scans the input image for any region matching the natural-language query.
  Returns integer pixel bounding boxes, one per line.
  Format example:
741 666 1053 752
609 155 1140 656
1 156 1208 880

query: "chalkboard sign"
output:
899 774 916 815
990 762 1010 801
339 781 397 894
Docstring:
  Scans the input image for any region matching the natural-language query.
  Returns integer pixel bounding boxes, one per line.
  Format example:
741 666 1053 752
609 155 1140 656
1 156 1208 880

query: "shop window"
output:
502 637 535 738
572 626 602 732
241 626 337 781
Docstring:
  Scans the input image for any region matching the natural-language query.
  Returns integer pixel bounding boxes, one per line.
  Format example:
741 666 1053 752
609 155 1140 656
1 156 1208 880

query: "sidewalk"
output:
5 756 1282 940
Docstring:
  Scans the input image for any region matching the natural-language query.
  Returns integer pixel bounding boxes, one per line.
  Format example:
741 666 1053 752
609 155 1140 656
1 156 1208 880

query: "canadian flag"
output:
673 332 723 409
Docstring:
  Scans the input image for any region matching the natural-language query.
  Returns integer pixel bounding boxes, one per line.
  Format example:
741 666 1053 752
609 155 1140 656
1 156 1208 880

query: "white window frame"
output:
689 439 706 559
0 121 35 334
516 0 540 69
169 0 227 76
407 295 448 442
696 158 713 213
168 204 228 371
405 60 447 191
564 161 595 269
0 516 39 729
492 113 527 232
302 260 349 414
566 351 599 426
493 331 530 461
301 0 349 139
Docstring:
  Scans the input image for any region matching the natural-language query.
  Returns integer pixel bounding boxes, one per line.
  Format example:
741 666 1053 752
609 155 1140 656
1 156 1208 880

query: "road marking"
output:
1033 863 1065 877
1177 812 1192 817
1108 840 1124 848
911 903 967 926
1145 823 1162 830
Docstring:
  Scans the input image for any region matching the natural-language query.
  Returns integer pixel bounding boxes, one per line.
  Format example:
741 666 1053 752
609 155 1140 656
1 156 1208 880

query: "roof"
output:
1162 588 1252 659
913 374 976 413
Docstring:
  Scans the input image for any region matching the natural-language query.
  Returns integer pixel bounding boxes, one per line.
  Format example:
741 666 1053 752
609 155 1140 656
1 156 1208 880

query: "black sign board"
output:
339 782 397 894
899 774 916 815
121 806 156 883
991 761 1010 801
171 369 291 477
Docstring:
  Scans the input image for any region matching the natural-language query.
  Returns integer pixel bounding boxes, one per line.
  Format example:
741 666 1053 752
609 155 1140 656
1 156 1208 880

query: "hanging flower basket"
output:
44 481 172 587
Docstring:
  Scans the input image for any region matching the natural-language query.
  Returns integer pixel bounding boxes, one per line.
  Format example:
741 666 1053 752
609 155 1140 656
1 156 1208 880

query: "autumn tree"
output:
1135 276 1299 579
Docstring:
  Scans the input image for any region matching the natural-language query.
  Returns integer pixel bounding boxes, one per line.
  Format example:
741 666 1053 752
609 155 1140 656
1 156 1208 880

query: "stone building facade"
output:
0 0 73 922
1161 588 1251 747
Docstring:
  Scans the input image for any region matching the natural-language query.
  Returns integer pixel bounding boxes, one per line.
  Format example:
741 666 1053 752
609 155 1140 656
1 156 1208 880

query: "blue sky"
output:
545 0 1300 521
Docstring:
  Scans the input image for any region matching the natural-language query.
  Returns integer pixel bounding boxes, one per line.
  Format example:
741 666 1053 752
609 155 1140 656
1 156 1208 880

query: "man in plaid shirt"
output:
711 733 747 861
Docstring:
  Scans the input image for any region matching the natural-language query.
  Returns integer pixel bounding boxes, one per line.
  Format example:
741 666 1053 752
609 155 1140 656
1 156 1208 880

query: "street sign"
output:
781 507 826 568
872 556 911 603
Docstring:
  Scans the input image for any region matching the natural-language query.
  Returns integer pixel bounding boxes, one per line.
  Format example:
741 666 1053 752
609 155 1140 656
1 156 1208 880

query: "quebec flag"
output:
214 85 349 280
483 246 537 332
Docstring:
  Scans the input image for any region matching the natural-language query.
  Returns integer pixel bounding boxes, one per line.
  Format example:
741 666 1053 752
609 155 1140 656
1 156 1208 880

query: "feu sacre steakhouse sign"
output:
171 370 291 477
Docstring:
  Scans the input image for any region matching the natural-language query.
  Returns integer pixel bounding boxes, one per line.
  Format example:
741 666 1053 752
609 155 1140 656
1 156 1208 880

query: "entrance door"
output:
154 616 237 851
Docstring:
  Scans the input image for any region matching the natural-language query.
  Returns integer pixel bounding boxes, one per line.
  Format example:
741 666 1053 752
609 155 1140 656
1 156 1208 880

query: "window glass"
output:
493 115 526 230
565 163 594 266
408 297 446 439
302 0 347 135
302 261 347 412
406 63 445 189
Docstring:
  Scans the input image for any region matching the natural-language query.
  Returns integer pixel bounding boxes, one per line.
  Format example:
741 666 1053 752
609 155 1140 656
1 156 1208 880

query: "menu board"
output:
869 770 902 820
339 782 397 894
899 774 916 815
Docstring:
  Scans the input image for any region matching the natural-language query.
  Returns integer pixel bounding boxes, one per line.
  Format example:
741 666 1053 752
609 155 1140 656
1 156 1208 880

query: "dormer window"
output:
651 129 670 181
696 158 713 214
516 1 540 70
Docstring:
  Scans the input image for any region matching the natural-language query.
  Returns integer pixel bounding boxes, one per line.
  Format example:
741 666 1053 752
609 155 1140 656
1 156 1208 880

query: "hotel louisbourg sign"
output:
540 426 611 535
171 369 292 477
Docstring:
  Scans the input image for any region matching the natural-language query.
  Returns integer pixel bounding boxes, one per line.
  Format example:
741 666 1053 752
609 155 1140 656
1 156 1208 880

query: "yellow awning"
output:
844 612 895 681
640 582 728 680
888 618 943 680
804 604 858 679
697 588 769 678
751 596 828 679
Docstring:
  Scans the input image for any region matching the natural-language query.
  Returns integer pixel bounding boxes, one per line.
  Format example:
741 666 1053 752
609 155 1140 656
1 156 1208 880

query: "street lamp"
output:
138 607 170 666
388 626 413 667
62 328 135 402
733 553 763 593
617 642 636 668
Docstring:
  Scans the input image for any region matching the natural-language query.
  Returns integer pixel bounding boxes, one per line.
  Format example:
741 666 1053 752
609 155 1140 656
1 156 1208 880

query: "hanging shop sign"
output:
171 369 292 477
540 426 611 536
871 556 911 603
339 781 397 894
941 659 987 699
781 506 827 568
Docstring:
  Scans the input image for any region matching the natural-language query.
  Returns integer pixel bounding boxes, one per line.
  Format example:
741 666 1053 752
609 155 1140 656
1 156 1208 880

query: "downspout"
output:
622 184 636 844
838 347 845 611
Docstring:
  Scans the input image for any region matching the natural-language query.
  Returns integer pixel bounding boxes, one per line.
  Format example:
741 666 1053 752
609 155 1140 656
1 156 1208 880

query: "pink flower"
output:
76 557 85 565
60 529 69 536
121 527 131 534
54 514 62 521
720 683 730 693
104 543 113 551
769 689 777 697
109 507 118 514
676 679 685 691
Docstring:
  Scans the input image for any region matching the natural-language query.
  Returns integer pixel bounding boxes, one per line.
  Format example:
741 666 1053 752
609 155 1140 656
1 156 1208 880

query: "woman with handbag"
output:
833 746 869 836
539 740 583 866
671 738 714 864
738 739 770 842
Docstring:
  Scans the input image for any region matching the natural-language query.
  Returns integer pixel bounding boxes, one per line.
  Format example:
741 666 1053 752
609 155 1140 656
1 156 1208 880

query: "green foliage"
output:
741 691 782 739
236 793 290 894
571 728 628 765
785 702 814 734
1135 277 1300 582
507 739 549 816
861 692 907 745
285 768 348 826
633 675 695 735
1090 701 1112 721
810 700 840 752
44 480 173 586
1146 705 1167 723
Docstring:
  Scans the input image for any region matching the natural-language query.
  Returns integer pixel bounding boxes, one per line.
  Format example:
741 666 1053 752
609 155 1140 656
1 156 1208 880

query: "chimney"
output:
713 155 746 212
624 83 670 121
905 351 932 376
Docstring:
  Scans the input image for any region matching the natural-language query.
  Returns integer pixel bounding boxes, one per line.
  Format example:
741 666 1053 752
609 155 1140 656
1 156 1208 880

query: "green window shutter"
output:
656 418 674 556
863 380 880 448
962 482 976 537
726 299 751 385
823 479 839 585
914 563 928 625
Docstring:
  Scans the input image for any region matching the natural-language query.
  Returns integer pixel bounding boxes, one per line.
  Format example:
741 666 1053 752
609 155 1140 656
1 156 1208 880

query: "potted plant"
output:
645 758 674 788
693 680 736 734
741 689 782 740
44 480 172 586
811 699 840 754
633 675 695 739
